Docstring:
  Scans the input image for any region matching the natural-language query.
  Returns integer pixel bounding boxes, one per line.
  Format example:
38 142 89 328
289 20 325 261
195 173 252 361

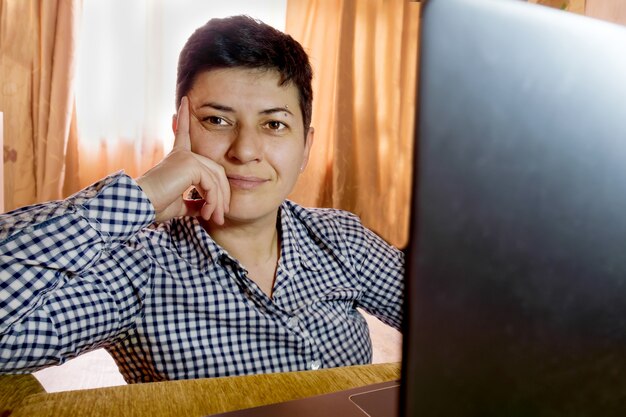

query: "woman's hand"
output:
136 97 231 224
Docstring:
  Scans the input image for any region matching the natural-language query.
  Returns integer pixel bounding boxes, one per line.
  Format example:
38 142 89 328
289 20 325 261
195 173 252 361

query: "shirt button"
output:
310 360 321 370
287 317 298 328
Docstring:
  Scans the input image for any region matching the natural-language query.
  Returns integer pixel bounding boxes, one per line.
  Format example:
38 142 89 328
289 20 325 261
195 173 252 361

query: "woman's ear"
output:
300 127 315 172
171 114 178 134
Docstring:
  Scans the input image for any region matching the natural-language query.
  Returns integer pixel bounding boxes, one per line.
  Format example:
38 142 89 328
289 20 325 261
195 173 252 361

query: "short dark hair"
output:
176 15 313 132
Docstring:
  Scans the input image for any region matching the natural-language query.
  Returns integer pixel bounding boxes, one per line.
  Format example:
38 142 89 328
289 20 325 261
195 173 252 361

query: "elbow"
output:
0 326 62 374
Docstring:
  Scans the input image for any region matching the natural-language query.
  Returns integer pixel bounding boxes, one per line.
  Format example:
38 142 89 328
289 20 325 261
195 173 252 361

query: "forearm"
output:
0 247 153 373
0 310 61 374
0 172 156 373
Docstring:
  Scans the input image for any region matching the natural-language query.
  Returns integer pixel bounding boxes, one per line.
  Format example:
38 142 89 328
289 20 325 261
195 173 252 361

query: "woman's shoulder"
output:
281 200 401 270
282 200 363 231
281 200 382 253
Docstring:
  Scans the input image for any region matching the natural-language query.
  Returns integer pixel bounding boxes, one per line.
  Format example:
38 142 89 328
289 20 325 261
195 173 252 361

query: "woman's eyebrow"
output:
197 103 293 117
260 106 294 116
198 102 234 112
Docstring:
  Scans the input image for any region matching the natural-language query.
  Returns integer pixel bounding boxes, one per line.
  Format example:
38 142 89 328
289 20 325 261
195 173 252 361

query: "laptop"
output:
211 0 626 415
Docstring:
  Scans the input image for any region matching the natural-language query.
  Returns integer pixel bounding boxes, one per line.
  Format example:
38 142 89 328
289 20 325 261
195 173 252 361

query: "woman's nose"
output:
226 125 263 163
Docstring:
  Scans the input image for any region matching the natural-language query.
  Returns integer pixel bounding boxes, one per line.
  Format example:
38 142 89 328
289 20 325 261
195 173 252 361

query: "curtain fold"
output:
0 0 81 211
285 0 420 248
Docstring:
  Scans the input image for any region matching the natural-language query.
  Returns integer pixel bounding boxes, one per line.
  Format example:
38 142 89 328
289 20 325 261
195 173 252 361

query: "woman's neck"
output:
201 212 280 269
202 213 281 297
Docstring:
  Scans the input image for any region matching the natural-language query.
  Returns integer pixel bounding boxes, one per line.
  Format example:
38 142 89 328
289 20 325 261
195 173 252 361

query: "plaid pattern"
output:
0 172 404 382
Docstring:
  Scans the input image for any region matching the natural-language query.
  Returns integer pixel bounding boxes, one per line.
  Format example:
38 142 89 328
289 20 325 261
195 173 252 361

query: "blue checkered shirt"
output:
0 172 404 382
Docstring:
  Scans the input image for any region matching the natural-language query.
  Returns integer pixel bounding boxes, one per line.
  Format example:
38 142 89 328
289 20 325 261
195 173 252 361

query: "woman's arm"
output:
0 173 156 373
354 226 405 331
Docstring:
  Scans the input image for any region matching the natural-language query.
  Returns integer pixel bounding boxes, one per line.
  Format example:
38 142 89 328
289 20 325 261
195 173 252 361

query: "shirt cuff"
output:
73 171 156 244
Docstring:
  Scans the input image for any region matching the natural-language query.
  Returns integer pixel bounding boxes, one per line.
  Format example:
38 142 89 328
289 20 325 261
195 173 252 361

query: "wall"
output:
586 0 626 25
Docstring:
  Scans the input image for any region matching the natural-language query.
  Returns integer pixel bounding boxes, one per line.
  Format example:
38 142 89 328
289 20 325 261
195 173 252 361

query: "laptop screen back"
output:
402 0 626 415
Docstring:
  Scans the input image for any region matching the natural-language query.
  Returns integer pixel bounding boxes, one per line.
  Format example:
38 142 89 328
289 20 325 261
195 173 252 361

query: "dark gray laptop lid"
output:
403 0 626 415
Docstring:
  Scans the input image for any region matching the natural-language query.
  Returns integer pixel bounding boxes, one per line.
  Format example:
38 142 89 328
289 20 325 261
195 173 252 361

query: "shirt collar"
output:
170 202 324 273
170 216 229 271
278 201 324 272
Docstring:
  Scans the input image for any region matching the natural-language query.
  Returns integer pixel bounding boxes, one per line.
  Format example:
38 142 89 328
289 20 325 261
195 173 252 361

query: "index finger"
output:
173 96 191 150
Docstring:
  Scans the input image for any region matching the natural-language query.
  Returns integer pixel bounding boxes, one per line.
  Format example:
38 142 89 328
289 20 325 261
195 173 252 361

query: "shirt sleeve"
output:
0 172 156 373
329 210 404 332
355 226 405 331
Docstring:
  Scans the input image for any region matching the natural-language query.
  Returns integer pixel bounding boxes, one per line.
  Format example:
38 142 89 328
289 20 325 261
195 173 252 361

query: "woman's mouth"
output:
227 174 268 190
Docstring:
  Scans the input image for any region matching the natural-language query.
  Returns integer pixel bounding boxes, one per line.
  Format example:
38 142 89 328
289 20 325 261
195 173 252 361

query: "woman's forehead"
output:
192 68 297 97
189 68 302 118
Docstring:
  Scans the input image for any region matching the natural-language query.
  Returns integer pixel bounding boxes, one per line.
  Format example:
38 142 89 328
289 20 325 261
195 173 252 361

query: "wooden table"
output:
1 362 400 417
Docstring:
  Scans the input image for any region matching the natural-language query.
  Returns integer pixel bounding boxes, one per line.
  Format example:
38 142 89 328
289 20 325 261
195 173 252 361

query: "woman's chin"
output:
222 209 275 225
222 195 283 224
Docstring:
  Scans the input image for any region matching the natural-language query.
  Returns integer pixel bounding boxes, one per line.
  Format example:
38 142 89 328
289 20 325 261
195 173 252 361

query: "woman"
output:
0 15 403 382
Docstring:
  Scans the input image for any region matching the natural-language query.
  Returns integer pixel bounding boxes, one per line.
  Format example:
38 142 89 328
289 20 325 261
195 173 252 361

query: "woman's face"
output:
186 67 313 225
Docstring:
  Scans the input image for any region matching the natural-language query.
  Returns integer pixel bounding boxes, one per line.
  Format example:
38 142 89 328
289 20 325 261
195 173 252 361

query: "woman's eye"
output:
202 116 230 126
265 120 287 131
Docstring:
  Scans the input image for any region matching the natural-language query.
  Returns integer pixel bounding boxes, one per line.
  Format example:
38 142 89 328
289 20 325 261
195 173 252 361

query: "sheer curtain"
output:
74 0 286 189
285 0 420 248
74 0 165 189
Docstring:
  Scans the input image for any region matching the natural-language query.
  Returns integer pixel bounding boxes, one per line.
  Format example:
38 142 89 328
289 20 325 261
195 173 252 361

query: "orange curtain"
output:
285 0 420 248
0 0 81 211
75 137 164 192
